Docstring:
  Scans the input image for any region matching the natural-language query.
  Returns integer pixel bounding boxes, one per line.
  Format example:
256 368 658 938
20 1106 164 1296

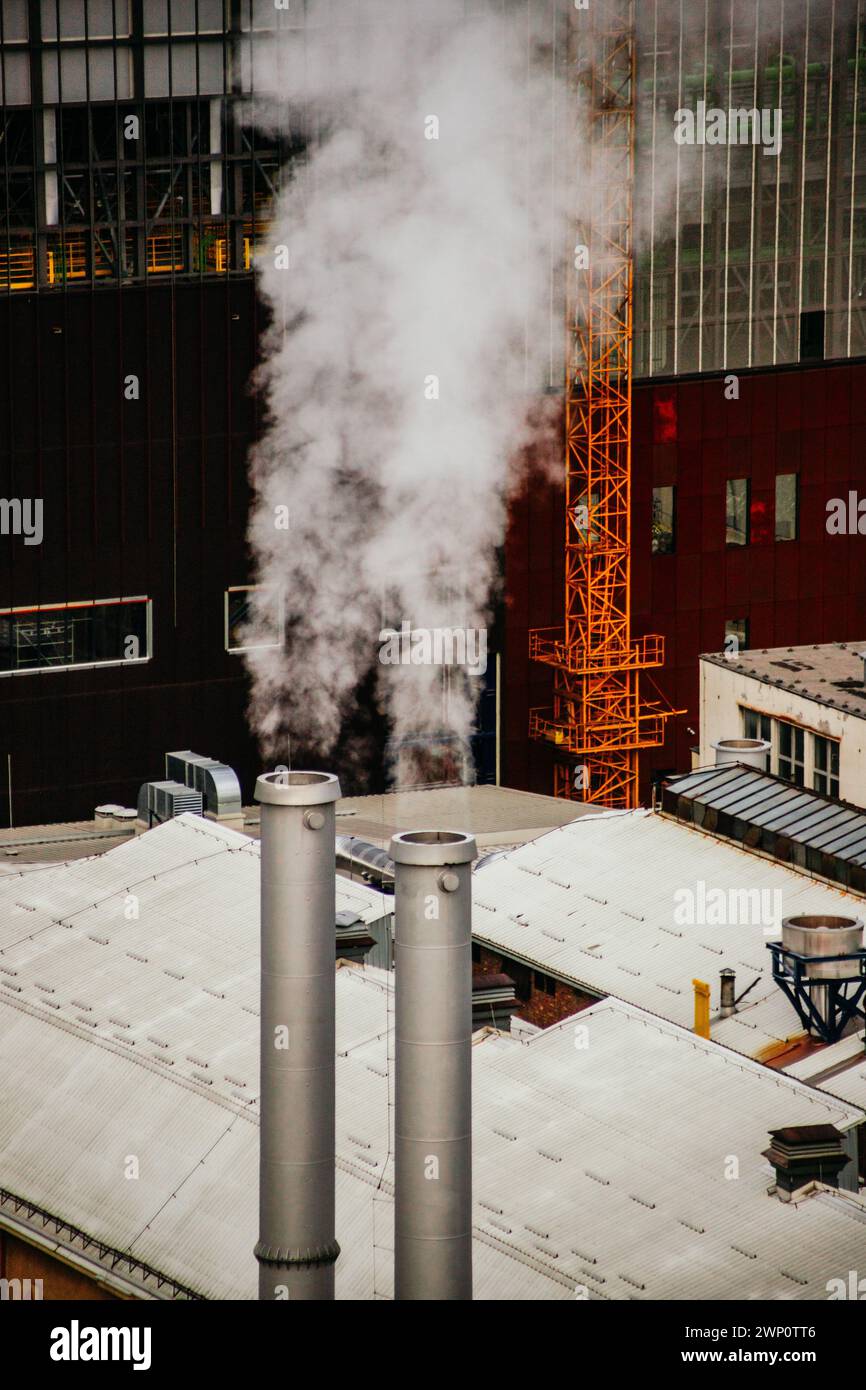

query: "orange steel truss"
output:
529 0 679 809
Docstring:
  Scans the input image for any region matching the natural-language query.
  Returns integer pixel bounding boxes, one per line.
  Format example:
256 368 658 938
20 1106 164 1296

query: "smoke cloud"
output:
242 0 575 785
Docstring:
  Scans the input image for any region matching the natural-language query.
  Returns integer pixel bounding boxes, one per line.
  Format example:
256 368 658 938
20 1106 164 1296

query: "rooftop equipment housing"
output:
166 750 242 820
136 780 203 826
767 914 866 1043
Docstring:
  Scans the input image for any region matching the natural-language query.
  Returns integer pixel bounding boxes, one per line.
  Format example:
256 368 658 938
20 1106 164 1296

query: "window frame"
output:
0 595 152 677
224 584 284 655
774 472 799 542
725 477 750 547
651 484 676 555
777 719 806 787
813 733 840 798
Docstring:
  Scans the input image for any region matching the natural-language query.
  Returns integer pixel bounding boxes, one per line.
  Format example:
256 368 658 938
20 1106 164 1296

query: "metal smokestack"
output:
254 769 342 1301
390 828 477 1301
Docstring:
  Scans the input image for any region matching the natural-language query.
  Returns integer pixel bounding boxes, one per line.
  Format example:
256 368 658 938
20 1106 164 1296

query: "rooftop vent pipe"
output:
254 769 342 1301
719 967 736 1018
763 1124 848 1200
390 828 477 1301
712 738 771 771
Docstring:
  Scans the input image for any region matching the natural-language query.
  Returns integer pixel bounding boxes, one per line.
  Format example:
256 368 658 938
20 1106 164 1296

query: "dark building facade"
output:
0 278 263 826
505 0 866 799
4 1 866 820
0 4 282 825
502 357 866 796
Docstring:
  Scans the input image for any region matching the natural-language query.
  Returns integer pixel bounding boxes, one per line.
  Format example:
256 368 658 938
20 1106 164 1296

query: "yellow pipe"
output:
693 979 711 1039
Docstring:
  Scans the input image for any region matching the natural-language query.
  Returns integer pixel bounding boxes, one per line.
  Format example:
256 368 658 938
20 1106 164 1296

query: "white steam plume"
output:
243 0 576 784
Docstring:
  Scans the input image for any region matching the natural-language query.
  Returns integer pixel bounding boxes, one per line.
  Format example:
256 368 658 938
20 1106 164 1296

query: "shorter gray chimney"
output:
390 828 476 1302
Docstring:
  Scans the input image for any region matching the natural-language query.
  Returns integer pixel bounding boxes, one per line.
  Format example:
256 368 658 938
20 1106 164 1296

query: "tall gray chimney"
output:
254 769 342 1301
390 829 477 1301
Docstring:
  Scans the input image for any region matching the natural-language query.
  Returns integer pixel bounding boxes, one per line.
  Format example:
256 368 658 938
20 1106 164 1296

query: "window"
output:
725 618 749 656
471 943 481 965
778 720 805 787
726 478 750 545
0 597 150 675
813 735 840 798
225 585 283 653
652 485 676 554
775 473 799 541
742 708 771 743
534 970 557 997
799 308 825 361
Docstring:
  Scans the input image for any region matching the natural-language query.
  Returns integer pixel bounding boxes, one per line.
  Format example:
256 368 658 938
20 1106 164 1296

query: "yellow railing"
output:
147 231 185 274
0 242 36 290
1 223 269 290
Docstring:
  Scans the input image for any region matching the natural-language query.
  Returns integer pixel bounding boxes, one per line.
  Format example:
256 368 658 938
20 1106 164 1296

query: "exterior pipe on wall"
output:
254 769 342 1301
390 828 477 1301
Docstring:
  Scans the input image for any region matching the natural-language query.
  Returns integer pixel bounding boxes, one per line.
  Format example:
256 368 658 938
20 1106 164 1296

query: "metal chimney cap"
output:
784 914 862 931
712 738 770 753
255 769 341 807
389 828 477 867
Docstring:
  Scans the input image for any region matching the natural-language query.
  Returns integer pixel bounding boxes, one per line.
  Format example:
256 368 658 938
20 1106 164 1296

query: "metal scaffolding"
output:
529 0 678 809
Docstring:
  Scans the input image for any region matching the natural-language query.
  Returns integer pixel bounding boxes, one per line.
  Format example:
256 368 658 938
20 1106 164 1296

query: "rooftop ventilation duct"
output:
712 738 770 771
719 968 736 1018
335 835 394 890
136 780 203 826
390 828 477 1301
254 769 342 1301
762 1124 848 1201
166 750 242 819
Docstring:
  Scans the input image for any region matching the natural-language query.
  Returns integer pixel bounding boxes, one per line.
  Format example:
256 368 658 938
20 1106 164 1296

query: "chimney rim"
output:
712 738 771 752
783 913 862 932
255 769 342 807
390 828 477 866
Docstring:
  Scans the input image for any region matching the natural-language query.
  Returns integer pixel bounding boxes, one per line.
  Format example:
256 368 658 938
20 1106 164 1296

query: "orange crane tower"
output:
529 0 679 809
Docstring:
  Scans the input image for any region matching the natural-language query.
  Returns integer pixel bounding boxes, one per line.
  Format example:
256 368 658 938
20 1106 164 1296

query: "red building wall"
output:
503 359 866 797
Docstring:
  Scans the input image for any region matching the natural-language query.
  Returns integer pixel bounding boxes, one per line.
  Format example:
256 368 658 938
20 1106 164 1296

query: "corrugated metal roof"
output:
2 948 863 1299
784 1033 866 1111
471 808 866 1056
0 814 392 1111
334 783 597 851
2 814 865 1301
665 765 866 869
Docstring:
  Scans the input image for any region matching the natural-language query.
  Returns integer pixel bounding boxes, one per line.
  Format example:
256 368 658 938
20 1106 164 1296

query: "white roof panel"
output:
472 809 866 1057
2 816 865 1301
